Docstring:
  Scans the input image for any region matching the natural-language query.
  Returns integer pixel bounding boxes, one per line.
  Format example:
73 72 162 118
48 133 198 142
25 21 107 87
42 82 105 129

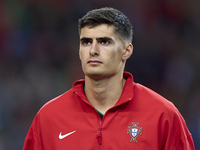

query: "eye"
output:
100 39 110 45
82 40 92 46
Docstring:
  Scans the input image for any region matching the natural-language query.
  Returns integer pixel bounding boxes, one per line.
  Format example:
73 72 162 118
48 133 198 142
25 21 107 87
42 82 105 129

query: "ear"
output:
122 43 133 62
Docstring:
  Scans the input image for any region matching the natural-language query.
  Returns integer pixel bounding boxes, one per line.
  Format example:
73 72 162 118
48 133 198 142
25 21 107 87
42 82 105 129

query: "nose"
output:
89 41 99 56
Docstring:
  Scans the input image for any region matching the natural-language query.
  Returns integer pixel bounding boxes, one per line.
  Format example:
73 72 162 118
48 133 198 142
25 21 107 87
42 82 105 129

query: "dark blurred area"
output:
0 0 199 149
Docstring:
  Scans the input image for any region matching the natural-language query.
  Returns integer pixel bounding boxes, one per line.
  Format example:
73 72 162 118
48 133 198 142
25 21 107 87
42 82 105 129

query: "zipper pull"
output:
97 127 102 145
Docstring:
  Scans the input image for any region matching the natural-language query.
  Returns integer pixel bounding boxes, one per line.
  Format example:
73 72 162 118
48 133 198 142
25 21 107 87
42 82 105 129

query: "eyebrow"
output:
97 37 113 41
80 36 113 42
80 37 92 41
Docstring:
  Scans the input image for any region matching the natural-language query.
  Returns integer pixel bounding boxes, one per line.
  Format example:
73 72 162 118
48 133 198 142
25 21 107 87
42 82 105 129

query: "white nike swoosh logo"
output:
59 130 76 139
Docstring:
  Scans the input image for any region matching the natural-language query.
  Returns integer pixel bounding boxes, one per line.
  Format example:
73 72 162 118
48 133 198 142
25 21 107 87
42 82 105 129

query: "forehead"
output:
80 24 118 39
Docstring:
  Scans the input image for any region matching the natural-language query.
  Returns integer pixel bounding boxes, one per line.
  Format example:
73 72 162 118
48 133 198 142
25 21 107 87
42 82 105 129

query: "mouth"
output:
87 60 102 65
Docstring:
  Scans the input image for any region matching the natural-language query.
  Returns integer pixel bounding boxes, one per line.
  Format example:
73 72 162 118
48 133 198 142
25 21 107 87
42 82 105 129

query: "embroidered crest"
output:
127 122 143 142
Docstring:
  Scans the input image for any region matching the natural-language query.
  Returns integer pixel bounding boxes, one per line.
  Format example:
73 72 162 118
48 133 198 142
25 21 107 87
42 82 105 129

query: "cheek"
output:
79 51 82 60
79 50 86 61
109 50 122 62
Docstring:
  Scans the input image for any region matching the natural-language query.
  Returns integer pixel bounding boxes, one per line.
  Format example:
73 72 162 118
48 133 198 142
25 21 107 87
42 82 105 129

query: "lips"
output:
87 60 102 65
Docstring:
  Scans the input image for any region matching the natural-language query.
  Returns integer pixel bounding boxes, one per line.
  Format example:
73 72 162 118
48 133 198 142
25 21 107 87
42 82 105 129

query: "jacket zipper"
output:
97 110 103 145
97 126 102 145
74 92 103 147
97 114 103 150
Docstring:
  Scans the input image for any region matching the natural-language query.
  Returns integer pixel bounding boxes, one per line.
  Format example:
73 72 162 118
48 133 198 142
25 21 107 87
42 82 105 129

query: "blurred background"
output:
0 0 199 149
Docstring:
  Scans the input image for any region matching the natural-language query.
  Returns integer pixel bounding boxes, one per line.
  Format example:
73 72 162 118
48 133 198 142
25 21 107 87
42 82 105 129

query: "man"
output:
23 7 195 149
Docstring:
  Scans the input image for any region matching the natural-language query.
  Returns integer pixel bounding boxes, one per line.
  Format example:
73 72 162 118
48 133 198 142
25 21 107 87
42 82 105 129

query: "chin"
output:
85 71 116 80
86 72 104 79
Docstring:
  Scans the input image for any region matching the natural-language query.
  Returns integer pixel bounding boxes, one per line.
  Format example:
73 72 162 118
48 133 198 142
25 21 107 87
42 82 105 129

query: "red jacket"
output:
23 72 195 150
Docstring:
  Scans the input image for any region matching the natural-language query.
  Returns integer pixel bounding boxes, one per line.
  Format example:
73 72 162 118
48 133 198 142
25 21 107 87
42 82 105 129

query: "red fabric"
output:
23 72 195 150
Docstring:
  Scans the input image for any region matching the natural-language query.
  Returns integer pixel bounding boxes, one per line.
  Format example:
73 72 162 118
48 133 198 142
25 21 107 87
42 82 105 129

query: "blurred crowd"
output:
0 0 200 149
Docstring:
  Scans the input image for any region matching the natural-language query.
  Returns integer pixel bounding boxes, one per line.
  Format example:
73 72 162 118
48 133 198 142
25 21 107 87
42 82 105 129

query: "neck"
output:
84 73 126 114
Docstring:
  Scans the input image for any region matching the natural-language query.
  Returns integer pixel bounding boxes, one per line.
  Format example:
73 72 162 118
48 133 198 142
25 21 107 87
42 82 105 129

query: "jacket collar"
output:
72 72 134 107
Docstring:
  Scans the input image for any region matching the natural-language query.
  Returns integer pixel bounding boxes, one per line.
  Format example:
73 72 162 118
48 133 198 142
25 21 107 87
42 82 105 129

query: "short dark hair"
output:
78 7 133 43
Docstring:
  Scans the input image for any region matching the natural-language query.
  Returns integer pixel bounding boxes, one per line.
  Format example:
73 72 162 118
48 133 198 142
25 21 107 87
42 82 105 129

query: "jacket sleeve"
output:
23 115 42 150
175 134 195 150
164 109 195 150
175 114 195 150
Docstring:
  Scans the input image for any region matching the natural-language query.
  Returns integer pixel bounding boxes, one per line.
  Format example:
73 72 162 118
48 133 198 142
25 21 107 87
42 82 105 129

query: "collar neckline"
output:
73 72 134 107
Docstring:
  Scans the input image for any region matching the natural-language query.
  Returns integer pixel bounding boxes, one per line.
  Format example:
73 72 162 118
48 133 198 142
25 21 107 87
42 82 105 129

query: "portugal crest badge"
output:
127 122 143 142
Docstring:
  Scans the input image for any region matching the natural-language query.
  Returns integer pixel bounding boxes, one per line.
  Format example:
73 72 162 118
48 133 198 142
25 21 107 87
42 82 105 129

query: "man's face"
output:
79 24 127 80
